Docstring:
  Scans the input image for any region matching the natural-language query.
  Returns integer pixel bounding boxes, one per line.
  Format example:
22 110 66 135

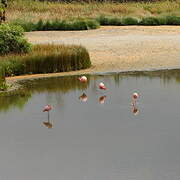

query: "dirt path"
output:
7 26 180 81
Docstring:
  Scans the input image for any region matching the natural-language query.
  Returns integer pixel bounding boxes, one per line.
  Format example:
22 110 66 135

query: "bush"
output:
0 24 32 55
165 16 180 25
96 15 122 26
0 44 91 76
10 19 100 32
139 17 161 25
0 66 6 91
122 17 139 25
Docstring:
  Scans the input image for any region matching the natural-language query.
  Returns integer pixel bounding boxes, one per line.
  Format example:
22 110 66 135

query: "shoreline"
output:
3 26 180 93
4 66 180 95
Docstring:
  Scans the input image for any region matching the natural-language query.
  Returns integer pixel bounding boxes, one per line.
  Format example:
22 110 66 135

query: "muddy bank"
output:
4 25 180 83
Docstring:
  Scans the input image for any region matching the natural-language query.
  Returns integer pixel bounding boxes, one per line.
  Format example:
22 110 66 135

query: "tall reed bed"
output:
0 44 91 77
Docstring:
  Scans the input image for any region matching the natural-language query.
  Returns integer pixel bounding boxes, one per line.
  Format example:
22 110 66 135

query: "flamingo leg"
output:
48 111 50 123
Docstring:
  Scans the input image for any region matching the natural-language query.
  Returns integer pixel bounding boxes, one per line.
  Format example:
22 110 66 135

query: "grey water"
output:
0 70 180 180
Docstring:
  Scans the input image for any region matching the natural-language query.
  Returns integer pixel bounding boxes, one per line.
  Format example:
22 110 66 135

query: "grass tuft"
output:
0 44 91 77
10 19 100 32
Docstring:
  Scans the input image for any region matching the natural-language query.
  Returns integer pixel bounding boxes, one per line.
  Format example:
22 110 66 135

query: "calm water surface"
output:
1 70 180 180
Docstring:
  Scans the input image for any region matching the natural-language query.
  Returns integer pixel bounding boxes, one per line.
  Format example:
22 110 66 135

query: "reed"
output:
0 44 91 77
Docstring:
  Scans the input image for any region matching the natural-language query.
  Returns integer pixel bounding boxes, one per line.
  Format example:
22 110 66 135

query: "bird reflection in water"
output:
99 95 107 104
42 105 53 129
131 105 139 116
79 93 88 102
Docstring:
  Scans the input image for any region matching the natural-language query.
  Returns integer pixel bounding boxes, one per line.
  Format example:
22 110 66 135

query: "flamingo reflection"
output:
99 95 106 104
79 93 88 102
131 105 139 116
43 105 53 129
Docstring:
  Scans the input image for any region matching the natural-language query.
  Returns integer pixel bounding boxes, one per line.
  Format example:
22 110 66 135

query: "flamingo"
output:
131 92 139 106
43 105 52 128
79 93 88 102
78 76 87 83
99 95 106 104
43 105 52 112
99 82 107 90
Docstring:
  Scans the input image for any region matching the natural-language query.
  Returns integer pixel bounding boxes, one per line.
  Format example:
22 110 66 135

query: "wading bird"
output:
43 105 53 129
78 76 87 83
99 82 107 90
131 92 139 106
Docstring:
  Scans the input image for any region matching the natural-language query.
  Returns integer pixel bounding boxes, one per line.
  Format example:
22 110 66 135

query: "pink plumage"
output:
99 82 107 90
78 76 87 83
132 92 139 99
43 105 52 112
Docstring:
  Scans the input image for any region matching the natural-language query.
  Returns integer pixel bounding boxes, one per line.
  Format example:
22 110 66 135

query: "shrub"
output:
165 16 180 25
0 66 6 91
0 44 91 76
139 17 161 25
10 19 100 32
96 15 122 26
0 24 32 55
122 17 139 25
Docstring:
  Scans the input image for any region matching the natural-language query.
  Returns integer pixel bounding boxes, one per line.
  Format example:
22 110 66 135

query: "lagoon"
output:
0 70 180 180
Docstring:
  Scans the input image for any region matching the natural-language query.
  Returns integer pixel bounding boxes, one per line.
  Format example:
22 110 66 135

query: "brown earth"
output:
7 26 180 81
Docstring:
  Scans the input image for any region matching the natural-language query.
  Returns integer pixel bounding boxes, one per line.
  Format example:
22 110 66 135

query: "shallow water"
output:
1 70 180 180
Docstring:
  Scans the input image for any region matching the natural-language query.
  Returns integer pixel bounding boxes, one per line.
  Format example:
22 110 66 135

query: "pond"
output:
0 70 180 180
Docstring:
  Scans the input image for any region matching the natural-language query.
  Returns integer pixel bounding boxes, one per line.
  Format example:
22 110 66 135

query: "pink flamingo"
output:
78 76 87 83
99 82 107 90
131 92 139 106
43 105 52 112
79 93 88 102
43 105 52 126
99 95 106 104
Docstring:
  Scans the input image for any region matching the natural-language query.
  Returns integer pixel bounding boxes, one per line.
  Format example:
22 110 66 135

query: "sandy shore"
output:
7 26 180 81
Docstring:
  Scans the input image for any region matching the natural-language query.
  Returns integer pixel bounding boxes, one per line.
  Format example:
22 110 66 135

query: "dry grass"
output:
7 0 180 22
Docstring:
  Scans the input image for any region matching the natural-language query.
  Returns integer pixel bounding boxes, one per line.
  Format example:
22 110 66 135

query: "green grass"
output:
96 15 180 26
0 44 91 78
10 18 100 32
9 15 180 32
7 0 180 23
